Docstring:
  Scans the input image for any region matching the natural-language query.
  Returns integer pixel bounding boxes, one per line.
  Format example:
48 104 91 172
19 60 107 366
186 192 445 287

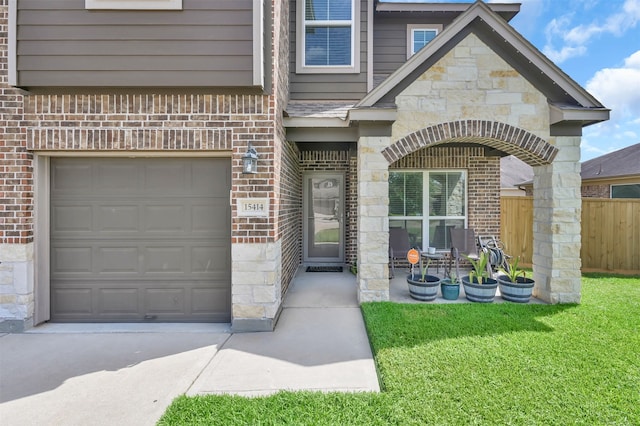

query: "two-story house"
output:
0 0 608 332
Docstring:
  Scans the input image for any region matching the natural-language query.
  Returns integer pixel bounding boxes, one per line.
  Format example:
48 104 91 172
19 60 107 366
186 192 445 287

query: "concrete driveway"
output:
0 269 380 426
0 326 230 426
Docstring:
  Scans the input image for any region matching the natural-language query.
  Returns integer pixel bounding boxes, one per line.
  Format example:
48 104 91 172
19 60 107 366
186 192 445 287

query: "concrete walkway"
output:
189 267 380 396
0 267 379 426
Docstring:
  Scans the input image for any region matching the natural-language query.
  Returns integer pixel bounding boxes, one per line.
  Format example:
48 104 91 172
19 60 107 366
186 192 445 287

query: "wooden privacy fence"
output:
500 196 640 275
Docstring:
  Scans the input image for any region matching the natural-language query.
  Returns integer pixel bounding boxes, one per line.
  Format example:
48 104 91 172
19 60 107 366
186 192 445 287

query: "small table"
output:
421 252 445 275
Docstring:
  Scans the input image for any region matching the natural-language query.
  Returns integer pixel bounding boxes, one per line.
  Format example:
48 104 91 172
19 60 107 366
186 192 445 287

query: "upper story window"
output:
407 24 442 59
85 0 182 10
296 0 360 74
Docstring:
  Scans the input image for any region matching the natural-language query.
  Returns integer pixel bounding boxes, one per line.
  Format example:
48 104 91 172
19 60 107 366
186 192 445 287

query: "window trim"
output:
610 183 640 198
85 0 182 10
296 0 360 74
389 169 467 252
406 24 442 59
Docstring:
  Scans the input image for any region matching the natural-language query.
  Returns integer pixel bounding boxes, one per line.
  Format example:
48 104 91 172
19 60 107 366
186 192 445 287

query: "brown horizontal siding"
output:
373 14 451 75
289 0 368 100
15 0 255 88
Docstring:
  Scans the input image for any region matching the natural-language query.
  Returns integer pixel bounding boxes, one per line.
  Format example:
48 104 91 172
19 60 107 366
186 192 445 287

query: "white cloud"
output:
581 51 640 161
586 50 640 119
543 0 640 63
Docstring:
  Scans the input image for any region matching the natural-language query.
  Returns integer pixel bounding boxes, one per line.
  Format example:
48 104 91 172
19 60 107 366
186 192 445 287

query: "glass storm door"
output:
303 173 345 264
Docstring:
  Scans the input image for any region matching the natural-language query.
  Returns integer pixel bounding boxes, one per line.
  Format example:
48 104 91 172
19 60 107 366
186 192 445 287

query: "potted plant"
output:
440 249 461 300
461 250 498 303
407 257 441 301
440 273 460 300
496 257 535 303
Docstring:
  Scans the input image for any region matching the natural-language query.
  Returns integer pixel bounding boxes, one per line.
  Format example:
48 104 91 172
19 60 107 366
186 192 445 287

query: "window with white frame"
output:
407 24 442 58
611 183 640 198
297 0 359 73
85 0 182 9
389 170 467 251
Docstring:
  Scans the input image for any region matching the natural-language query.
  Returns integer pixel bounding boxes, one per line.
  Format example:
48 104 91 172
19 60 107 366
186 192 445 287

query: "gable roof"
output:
357 1 608 126
581 143 640 180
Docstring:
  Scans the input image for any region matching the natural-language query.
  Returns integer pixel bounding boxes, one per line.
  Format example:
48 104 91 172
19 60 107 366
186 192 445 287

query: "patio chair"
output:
389 228 412 278
450 228 492 277
450 228 480 260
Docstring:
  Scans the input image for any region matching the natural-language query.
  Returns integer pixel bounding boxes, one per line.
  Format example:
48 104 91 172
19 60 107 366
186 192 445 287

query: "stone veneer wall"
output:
356 32 582 304
533 136 582 303
357 136 391 302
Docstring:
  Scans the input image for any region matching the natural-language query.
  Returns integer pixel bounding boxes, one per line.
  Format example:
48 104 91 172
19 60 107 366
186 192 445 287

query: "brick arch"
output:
382 120 558 166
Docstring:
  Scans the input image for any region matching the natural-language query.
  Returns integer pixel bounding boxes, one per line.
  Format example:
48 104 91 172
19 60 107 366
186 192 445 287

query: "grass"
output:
158 274 640 425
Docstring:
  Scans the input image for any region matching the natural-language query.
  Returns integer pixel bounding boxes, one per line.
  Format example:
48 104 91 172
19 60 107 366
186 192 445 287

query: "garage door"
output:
50 157 231 322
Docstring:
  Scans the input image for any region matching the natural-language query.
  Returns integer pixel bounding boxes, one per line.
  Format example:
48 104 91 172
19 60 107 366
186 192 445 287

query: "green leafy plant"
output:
498 256 525 282
465 250 490 284
419 257 432 282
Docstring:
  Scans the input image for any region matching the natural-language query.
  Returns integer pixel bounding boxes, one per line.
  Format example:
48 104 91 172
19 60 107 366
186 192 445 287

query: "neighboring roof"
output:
501 155 533 189
375 1 520 21
357 1 609 127
581 143 640 180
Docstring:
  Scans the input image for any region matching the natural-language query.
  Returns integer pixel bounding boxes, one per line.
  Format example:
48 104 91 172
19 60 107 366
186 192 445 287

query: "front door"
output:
303 173 345 264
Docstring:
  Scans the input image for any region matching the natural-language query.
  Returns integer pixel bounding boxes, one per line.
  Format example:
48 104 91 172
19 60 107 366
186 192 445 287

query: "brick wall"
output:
299 149 356 265
279 141 301 296
22 93 277 244
581 184 609 198
272 0 299 297
347 152 358 265
0 1 32 245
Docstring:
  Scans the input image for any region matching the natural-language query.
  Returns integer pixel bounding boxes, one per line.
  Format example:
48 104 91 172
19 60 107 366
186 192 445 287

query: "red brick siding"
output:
21 93 277 244
0 2 32 244
279 141 301 296
272 0 299 296
347 153 358 265
581 184 609 198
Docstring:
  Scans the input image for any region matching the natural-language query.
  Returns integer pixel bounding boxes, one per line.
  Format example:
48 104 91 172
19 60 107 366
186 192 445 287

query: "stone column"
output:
532 136 582 303
357 136 391 302
0 244 35 332
231 241 283 332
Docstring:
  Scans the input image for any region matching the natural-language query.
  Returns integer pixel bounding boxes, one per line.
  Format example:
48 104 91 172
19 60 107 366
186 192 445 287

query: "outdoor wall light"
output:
242 143 259 174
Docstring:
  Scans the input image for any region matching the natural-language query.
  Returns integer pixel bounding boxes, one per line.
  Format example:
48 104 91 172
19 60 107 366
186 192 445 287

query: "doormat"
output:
306 266 343 273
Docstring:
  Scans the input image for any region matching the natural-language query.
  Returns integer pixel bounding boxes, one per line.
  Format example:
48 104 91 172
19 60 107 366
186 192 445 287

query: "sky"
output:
383 0 640 161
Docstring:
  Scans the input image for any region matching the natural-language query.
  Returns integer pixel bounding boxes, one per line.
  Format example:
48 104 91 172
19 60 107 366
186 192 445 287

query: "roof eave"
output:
283 117 350 128
549 103 611 127
375 1 520 21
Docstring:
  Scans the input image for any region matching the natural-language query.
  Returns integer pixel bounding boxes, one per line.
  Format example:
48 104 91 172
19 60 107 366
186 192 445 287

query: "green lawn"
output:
158 274 640 425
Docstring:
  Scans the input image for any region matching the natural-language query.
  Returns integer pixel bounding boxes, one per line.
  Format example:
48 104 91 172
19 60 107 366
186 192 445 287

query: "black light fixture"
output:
241 142 259 174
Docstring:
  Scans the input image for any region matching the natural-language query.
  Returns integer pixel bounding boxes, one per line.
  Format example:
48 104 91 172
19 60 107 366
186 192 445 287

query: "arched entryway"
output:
383 120 557 167
356 120 581 305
